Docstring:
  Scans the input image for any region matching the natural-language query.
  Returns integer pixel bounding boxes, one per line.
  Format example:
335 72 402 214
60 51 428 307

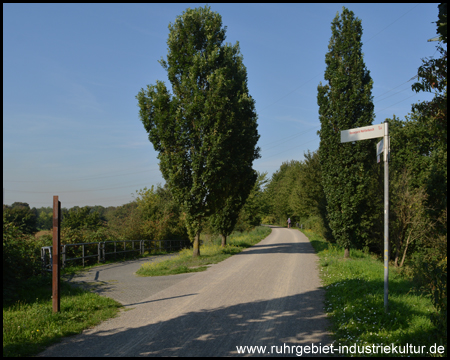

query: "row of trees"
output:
3 202 112 234
3 177 266 241
259 4 446 339
5 4 446 270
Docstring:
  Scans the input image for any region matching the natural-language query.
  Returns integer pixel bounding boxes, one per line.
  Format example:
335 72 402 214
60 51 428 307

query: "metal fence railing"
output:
41 239 190 273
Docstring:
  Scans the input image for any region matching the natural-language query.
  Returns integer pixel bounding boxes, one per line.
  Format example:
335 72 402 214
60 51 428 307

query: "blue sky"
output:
3 3 440 209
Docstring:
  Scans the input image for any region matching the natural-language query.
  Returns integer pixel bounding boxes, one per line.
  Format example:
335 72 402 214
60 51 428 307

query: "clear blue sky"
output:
3 3 440 209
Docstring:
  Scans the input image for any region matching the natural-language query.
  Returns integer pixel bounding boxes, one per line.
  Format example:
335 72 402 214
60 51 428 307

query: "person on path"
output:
287 217 291 229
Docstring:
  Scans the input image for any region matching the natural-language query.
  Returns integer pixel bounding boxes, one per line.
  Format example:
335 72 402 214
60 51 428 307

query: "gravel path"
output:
39 227 332 357
62 253 193 306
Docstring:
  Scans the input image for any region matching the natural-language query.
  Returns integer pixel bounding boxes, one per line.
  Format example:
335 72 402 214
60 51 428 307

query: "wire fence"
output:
41 239 190 273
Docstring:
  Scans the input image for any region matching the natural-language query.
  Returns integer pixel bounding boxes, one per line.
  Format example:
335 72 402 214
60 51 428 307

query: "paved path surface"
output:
62 253 193 306
39 227 332 357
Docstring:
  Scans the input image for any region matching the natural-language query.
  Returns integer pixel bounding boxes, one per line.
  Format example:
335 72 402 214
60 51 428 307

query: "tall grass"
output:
304 229 445 357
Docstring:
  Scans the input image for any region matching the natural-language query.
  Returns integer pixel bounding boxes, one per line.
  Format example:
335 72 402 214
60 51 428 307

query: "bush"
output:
3 203 37 234
412 249 447 346
3 218 50 303
301 216 328 239
261 215 277 225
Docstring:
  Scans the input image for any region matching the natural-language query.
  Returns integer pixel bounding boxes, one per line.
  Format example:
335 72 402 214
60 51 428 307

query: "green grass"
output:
3 276 122 357
302 229 445 357
60 249 172 277
136 226 272 277
3 228 274 357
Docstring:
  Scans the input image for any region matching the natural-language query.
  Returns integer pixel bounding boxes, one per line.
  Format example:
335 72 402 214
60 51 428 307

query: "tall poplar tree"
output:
136 6 260 256
317 7 376 258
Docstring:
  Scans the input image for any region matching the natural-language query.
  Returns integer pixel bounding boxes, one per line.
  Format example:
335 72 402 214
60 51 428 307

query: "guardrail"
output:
41 239 190 273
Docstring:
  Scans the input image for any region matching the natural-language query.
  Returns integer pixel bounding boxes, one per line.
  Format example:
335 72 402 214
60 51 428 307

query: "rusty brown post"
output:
52 196 61 313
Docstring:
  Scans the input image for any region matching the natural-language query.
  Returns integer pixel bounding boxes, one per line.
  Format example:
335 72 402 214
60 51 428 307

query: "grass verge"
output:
136 226 272 277
3 276 122 357
302 229 445 357
59 249 172 277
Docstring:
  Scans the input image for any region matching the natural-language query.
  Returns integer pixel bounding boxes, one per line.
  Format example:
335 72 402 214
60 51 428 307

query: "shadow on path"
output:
39 290 332 357
237 242 317 255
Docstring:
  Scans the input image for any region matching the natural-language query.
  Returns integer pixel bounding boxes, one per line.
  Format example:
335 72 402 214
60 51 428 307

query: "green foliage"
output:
289 151 324 218
409 6 447 219
135 185 188 241
136 6 260 255
409 209 447 346
3 203 37 234
263 160 302 225
36 207 53 231
383 6 447 337
136 226 271 276
105 202 140 240
61 206 104 231
3 276 122 357
305 229 442 356
216 172 268 237
103 186 188 243
436 3 447 44
417 257 447 345
389 168 430 268
291 150 332 239
317 7 378 255
3 215 51 303
260 151 331 238
300 215 328 239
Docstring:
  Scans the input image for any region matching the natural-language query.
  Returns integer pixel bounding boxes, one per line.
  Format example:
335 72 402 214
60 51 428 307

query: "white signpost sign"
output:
341 123 385 143
341 121 390 312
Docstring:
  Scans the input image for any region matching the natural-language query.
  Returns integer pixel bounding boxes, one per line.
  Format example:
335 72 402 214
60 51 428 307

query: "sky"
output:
3 3 441 209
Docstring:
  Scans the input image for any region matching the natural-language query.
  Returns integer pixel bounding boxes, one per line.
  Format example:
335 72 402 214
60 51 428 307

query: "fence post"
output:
62 244 66 268
52 196 61 313
41 247 45 274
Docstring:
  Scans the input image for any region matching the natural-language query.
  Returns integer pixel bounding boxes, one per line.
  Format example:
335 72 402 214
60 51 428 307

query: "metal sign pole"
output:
341 121 390 312
52 196 61 313
383 121 389 313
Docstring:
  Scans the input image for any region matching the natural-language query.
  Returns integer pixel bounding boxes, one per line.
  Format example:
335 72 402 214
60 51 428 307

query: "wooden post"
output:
52 196 61 313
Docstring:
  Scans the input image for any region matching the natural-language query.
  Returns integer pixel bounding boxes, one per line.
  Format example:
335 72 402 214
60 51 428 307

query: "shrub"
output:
3 217 49 302
301 216 328 239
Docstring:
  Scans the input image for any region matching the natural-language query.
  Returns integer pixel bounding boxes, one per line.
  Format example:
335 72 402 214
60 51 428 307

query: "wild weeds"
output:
304 229 443 357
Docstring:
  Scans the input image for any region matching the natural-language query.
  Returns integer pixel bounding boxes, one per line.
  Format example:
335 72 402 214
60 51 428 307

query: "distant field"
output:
35 230 52 239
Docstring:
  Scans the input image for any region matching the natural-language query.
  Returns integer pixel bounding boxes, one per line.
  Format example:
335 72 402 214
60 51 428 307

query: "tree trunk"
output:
394 247 399 268
394 232 403 267
344 247 350 258
193 232 200 257
399 232 411 268
221 234 227 247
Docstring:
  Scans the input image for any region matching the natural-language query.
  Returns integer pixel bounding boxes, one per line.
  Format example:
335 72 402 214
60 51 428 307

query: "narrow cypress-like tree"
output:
317 7 376 258
136 6 259 256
